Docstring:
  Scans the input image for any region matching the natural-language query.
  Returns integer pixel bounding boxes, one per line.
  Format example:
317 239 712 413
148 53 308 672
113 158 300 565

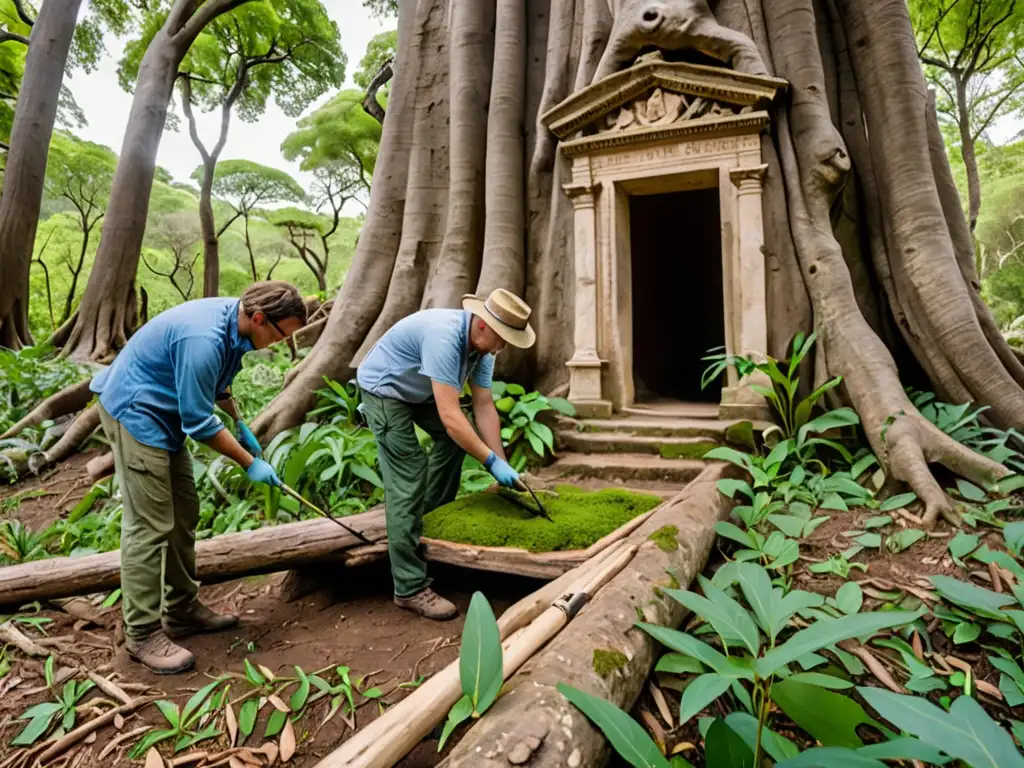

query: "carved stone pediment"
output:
541 56 787 157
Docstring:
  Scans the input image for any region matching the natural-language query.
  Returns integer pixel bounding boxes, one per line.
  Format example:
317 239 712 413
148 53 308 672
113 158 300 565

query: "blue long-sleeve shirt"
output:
90 298 254 451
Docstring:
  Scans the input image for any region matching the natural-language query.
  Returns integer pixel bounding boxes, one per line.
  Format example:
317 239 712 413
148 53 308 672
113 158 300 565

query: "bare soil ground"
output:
0 462 537 768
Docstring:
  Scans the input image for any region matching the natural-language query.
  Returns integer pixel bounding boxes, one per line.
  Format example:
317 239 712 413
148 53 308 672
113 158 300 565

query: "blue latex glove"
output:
236 420 262 457
484 451 520 489
246 458 281 487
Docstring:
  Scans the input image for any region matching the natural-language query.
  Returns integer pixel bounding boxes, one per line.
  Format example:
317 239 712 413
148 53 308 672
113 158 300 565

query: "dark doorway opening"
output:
630 187 724 403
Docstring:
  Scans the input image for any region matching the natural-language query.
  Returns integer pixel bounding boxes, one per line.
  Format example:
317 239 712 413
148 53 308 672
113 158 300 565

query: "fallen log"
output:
438 463 735 767
0 509 389 606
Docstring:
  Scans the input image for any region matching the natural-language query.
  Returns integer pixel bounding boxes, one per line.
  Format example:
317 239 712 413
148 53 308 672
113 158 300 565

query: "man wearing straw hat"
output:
357 288 537 620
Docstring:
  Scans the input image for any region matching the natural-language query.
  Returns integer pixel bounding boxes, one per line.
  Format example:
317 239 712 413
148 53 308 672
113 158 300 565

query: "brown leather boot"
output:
125 630 195 675
394 588 458 620
163 601 239 639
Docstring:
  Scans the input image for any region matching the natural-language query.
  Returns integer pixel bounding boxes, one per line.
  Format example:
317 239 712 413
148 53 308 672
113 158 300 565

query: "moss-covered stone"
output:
592 649 628 678
421 485 661 553
659 441 717 459
648 525 680 552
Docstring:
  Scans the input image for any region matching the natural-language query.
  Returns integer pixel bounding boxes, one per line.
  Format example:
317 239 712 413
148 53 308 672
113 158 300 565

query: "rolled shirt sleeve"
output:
172 337 226 442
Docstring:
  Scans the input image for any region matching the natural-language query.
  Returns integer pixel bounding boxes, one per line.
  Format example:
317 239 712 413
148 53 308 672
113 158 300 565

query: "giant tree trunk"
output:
0 0 82 350
50 0 252 360
254 0 1019 522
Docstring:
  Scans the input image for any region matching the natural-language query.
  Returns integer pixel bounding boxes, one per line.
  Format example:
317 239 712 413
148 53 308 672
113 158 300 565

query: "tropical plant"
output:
438 591 503 751
0 519 57 564
129 678 227 757
0 344 87 436
11 658 94 746
478 381 575 470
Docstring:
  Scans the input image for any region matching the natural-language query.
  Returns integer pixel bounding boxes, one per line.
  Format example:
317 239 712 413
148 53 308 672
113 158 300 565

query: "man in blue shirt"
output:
357 288 536 620
91 281 306 674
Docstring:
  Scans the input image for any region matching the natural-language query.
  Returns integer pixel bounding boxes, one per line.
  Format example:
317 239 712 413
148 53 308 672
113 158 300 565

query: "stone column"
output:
563 180 612 418
722 164 772 420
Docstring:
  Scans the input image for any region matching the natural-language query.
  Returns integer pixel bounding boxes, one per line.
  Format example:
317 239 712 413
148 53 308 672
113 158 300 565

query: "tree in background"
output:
354 29 395 123
168 0 343 297
43 133 117 323
142 211 202 302
911 0 1024 231
270 207 329 290
204 159 305 280
281 89 380 201
53 0 288 362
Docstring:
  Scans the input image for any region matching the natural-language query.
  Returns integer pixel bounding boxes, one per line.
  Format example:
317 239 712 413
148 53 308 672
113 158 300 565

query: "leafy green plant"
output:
480 382 575 470
438 591 503 751
308 377 362 427
0 345 88 437
130 679 226 757
0 520 56 564
11 658 94 746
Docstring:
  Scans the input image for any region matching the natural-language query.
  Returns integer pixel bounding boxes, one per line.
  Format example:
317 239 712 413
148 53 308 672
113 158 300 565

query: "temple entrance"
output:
629 187 724 404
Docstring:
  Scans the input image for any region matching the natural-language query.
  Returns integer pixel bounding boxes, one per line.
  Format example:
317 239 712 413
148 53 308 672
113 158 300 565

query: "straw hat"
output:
462 289 536 349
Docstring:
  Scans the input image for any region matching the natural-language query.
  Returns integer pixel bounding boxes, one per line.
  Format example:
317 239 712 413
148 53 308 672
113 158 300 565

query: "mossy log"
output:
438 463 737 768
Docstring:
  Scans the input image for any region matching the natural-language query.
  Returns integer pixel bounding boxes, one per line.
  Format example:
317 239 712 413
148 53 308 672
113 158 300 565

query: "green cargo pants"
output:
360 392 465 597
98 405 200 640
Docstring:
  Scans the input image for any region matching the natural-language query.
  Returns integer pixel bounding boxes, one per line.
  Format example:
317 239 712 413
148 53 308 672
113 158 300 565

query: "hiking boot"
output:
126 630 195 675
163 601 239 639
394 588 458 620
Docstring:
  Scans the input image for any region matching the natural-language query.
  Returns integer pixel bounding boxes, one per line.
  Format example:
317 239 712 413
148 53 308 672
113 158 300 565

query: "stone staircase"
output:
537 401 756 497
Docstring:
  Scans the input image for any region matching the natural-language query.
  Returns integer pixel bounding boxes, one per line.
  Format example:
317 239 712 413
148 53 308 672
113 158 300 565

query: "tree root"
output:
29 405 100 474
0 379 94 440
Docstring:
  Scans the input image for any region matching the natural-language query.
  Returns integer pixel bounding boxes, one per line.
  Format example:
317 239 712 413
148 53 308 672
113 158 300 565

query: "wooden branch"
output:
0 29 30 45
12 0 33 26
361 58 392 124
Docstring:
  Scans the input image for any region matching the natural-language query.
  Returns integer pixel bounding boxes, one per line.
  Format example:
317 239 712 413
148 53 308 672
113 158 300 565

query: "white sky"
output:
68 0 391 196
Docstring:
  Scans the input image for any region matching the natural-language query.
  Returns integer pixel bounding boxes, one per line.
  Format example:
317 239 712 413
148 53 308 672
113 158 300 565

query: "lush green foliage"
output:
11 657 94 746
0 345 88 439
353 30 396 90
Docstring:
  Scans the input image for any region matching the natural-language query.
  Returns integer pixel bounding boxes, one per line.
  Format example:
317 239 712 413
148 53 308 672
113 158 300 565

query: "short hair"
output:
241 281 307 324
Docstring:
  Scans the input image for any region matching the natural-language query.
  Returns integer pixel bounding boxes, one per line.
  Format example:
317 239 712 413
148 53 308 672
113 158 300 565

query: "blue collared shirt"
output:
90 298 254 451
356 309 494 403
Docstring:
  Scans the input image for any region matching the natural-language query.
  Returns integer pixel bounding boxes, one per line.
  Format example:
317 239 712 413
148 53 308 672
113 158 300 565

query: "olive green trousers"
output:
98 405 199 640
359 392 464 597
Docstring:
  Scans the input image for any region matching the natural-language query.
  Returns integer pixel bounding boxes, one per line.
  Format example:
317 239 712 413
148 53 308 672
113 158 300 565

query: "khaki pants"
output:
98 405 200 640
359 392 465 597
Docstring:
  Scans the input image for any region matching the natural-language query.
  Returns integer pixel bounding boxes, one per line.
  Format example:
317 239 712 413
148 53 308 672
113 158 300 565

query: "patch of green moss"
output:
659 441 717 459
648 525 680 553
592 649 628 678
422 485 661 553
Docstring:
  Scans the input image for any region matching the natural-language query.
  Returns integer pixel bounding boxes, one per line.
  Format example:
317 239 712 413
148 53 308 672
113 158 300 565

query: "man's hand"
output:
236 421 262 457
246 458 281 487
485 451 520 488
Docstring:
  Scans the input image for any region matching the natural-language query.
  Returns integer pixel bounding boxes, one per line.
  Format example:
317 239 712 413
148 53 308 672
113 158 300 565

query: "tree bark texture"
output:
52 0 254 360
253 0 1021 521
0 0 82 349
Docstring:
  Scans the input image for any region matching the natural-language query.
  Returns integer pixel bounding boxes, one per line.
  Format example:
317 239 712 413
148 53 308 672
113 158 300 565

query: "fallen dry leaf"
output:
257 743 279 764
268 694 290 713
225 702 238 746
975 679 1003 700
258 664 276 682
648 681 673 728
280 719 296 762
672 742 696 755
911 631 923 661
145 747 166 768
638 708 665 754
85 731 97 744
114 713 125 730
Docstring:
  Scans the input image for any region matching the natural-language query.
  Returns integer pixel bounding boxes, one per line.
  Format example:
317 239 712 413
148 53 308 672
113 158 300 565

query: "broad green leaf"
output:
703 717 754 768
714 521 754 548
858 687 1024 768
175 723 221 752
793 377 844 429
11 712 57 746
717 479 755 501
127 728 177 759
766 538 801 570
768 514 807 538
948 531 980 565
557 684 670 768
182 679 223 727
879 493 918 511
956 478 987 501
460 592 503 715
775 590 825 640
929 575 1014 620
953 622 982 644
776 748 887 767
771 680 877 748
663 581 760 656
788 672 855 690
244 658 265 686
705 447 754 469
834 582 863 615
1004 521 1024 556
637 624 754 681
797 408 859 446
735 563 777 640
18 701 63 720
853 533 881 548
655 653 706 675
886 529 925 554
820 493 849 511
724 712 800 762
755 610 921 678
996 475 1024 493
856 737 952 763
291 666 311 711
438 694 473 752
238 699 258 738
765 440 791 468
679 673 731 724
862 515 892 529
265 709 286 738
154 700 180 727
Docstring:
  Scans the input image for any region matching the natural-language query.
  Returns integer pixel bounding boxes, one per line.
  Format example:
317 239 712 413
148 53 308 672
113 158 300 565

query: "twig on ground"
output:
96 725 150 761
989 561 1004 593
388 643 408 662
841 642 904 693
35 696 158 764
411 636 457 681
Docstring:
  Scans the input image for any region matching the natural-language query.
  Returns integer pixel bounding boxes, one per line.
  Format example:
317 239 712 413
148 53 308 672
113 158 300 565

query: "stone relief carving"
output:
600 86 754 134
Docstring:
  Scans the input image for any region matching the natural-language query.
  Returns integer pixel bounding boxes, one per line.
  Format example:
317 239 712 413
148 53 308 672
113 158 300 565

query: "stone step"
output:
556 430 720 459
556 415 732 439
542 452 707 485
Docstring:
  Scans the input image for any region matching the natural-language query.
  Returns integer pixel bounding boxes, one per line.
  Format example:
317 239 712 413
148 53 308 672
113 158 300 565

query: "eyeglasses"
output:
265 316 297 360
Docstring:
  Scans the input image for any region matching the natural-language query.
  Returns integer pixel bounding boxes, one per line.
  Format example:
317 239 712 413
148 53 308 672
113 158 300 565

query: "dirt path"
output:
0 559 537 767
0 450 98 531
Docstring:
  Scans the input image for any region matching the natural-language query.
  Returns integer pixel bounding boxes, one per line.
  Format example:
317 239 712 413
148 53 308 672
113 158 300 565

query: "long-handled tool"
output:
513 478 554 522
279 483 377 545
